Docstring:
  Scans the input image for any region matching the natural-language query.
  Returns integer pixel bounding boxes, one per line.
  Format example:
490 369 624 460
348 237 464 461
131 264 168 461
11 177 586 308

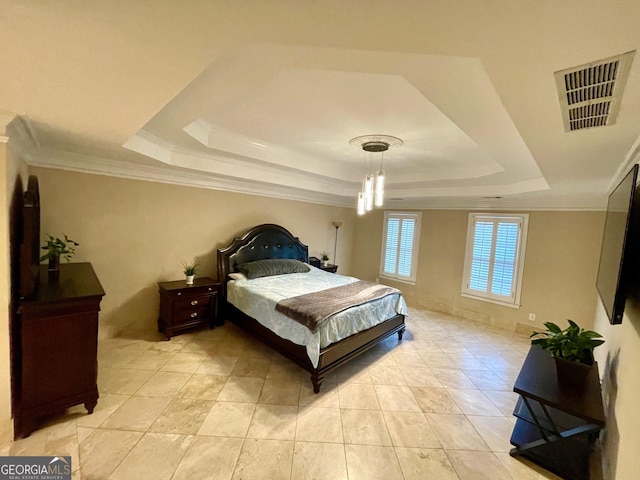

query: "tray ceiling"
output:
2 1 640 210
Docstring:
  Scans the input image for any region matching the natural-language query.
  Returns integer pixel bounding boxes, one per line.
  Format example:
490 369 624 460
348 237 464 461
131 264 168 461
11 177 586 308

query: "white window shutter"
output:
384 218 400 275
380 212 421 283
491 222 519 297
462 213 528 307
469 221 493 292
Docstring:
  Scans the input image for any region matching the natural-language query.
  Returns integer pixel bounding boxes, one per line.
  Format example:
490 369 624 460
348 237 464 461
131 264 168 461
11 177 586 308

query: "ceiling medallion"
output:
350 135 403 215
349 135 404 150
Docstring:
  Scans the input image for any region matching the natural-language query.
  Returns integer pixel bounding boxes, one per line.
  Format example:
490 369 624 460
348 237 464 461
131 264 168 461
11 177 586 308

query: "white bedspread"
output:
227 266 408 368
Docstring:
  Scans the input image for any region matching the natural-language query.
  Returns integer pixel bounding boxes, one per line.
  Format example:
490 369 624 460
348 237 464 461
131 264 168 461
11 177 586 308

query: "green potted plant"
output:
320 252 330 267
182 260 198 285
530 319 604 387
40 234 79 275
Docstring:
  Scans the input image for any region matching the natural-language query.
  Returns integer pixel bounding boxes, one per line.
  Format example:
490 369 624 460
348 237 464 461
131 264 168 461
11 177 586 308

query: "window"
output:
380 212 421 283
462 213 529 307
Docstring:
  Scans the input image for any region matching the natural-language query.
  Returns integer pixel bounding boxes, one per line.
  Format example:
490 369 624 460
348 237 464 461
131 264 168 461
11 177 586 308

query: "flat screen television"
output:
596 163 638 324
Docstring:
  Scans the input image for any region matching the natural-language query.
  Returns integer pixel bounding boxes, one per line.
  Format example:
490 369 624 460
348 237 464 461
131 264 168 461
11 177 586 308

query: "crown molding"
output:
25 147 354 208
124 130 355 195
7 115 604 212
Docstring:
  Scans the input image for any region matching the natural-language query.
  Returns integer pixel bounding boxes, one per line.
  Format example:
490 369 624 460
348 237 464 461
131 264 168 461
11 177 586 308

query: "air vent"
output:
555 51 635 132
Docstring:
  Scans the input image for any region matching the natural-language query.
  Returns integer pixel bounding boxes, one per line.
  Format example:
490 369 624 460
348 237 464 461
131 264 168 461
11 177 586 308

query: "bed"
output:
216 223 407 393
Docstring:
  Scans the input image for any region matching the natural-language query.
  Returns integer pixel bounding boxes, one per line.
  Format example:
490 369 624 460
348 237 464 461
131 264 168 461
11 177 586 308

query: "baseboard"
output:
515 322 535 335
408 299 519 333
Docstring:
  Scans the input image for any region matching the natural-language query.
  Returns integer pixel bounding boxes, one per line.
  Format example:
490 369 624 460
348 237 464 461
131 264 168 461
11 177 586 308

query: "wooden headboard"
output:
217 224 309 300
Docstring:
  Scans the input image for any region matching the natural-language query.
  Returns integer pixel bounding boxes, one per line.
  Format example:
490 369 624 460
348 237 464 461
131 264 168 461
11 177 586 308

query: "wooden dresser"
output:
14 262 105 438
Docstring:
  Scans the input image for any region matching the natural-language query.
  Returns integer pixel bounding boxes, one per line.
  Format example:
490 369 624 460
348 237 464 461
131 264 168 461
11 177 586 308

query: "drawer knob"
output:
177 292 182 296
191 300 199 306
208 287 212 291
190 312 198 318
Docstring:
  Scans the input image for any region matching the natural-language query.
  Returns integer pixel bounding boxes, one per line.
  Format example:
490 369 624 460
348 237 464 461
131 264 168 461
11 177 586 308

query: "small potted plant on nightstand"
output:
40 234 79 279
530 319 604 388
320 252 330 267
182 260 198 285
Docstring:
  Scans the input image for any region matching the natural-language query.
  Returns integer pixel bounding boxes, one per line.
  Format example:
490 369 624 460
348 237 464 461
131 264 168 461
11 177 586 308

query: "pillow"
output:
228 272 247 281
237 259 310 279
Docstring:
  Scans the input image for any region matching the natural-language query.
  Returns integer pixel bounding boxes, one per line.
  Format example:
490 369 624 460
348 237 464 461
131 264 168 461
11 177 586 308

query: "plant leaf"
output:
544 322 562 334
582 330 603 338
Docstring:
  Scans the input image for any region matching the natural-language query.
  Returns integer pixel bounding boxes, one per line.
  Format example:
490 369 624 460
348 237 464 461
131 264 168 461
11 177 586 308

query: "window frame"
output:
461 212 529 308
379 211 421 284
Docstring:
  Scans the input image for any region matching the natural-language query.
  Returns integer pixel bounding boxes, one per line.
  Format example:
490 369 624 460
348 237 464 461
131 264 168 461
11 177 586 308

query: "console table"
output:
510 345 605 480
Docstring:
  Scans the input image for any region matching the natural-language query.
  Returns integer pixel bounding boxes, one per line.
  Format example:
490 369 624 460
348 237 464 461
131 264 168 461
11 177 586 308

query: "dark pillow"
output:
237 259 310 279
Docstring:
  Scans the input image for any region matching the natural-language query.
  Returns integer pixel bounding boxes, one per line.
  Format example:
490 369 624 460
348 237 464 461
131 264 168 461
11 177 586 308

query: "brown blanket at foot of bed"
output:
275 280 401 333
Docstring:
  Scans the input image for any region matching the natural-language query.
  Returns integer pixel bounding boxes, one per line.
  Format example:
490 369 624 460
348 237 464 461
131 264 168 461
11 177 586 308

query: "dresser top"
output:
21 262 105 305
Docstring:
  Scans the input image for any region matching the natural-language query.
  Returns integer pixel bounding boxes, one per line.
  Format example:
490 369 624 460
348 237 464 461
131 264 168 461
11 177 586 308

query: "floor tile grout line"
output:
18 307 541 479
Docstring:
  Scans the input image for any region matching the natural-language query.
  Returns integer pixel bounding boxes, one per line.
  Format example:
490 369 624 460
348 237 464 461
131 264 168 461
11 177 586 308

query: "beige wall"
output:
594 298 640 480
32 167 356 338
592 161 640 480
351 209 605 332
0 137 11 442
27 168 607 338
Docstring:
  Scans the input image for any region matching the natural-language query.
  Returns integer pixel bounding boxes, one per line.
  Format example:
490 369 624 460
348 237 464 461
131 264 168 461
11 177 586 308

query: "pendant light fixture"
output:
350 135 403 215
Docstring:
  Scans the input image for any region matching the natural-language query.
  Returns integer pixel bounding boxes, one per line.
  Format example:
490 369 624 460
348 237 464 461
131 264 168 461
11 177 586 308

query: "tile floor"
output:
1 307 587 479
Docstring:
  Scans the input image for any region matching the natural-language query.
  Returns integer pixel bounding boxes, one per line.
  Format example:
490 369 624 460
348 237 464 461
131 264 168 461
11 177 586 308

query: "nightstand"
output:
157 277 219 340
319 263 338 273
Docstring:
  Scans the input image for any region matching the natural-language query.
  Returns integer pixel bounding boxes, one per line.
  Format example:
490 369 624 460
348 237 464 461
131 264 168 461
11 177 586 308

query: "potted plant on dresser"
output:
530 319 604 388
40 234 79 280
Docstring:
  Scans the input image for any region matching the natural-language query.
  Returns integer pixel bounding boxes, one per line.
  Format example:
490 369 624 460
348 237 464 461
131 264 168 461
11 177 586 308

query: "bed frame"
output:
217 223 405 393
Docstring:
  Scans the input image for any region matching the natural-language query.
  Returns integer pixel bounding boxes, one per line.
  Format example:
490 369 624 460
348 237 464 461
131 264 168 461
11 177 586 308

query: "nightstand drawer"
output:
172 305 211 325
169 285 217 298
173 294 213 312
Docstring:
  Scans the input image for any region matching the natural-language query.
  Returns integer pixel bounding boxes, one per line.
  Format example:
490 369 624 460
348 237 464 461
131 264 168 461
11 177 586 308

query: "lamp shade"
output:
365 175 374 211
357 192 366 215
375 171 385 207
